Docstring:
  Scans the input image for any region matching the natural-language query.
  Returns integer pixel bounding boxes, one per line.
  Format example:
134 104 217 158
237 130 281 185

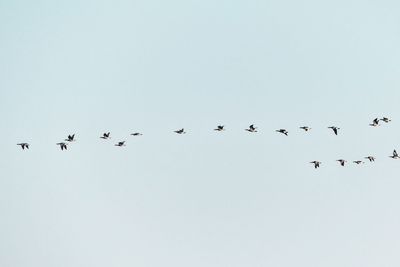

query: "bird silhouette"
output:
336 159 347 166
56 142 67 150
381 117 391 123
174 128 186 134
389 150 399 159
131 132 143 136
65 134 75 142
100 132 110 139
369 118 380 127
17 143 29 150
115 141 126 147
245 124 257 132
353 160 364 165
214 125 225 131
364 156 375 162
310 161 321 169
276 129 288 136
328 126 340 135
299 126 311 131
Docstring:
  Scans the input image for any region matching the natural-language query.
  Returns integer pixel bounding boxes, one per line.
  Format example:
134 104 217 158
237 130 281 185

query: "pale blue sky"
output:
1 0 400 266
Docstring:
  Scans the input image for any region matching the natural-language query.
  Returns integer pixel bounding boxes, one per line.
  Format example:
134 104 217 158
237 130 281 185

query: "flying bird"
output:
100 132 110 139
276 129 288 136
336 159 347 166
369 118 380 127
389 150 399 159
56 142 67 150
131 132 143 136
214 125 225 131
245 124 257 132
353 160 364 165
310 161 321 169
115 141 126 147
174 128 186 134
381 117 391 123
299 126 311 131
17 143 29 150
328 126 340 135
364 156 375 162
65 134 75 142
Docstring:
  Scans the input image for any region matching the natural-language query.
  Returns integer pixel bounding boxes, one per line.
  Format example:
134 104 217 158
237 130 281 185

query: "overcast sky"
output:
1 0 400 266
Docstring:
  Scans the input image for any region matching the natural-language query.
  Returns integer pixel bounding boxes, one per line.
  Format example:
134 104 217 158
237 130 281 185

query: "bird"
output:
56 142 67 150
245 124 257 132
100 132 110 139
364 156 375 162
214 125 225 131
276 129 288 136
17 143 29 150
299 126 311 131
389 149 399 159
310 161 321 169
115 141 126 147
65 134 75 142
174 128 186 134
131 132 143 136
381 117 391 123
353 160 364 165
328 126 340 135
336 159 347 166
369 118 380 127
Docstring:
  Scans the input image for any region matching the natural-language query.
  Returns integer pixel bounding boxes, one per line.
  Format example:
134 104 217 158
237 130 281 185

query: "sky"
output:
1 0 400 266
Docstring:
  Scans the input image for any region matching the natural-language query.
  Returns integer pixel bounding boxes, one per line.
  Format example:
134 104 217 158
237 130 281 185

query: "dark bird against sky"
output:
245 124 257 133
115 141 126 147
17 143 29 150
174 128 186 134
310 161 321 169
214 125 225 131
100 132 110 139
65 134 75 142
328 126 340 135
56 142 67 151
276 129 288 136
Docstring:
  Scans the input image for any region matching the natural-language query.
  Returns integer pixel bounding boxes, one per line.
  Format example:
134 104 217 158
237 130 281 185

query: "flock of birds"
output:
15 117 397 169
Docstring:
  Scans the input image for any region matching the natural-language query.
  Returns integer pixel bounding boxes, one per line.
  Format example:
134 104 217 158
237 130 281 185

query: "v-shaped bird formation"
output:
15 116 397 169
